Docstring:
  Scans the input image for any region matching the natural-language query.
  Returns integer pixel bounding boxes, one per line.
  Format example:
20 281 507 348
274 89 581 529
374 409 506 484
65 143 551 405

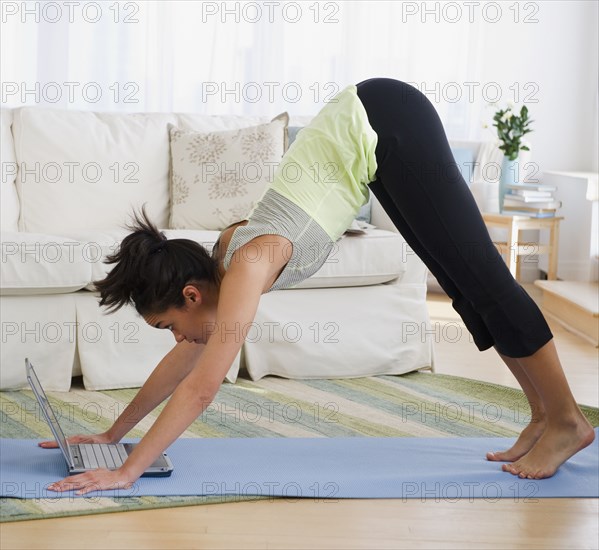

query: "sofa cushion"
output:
0 232 91 295
12 107 176 233
47 228 134 291
168 113 288 230
1 109 19 232
11 107 276 235
171 114 272 133
55 229 220 291
167 228 404 288
293 229 406 288
57 226 404 293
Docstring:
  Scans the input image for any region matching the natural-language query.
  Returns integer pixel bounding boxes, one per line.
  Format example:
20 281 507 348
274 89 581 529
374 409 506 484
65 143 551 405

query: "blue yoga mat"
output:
1 430 598 500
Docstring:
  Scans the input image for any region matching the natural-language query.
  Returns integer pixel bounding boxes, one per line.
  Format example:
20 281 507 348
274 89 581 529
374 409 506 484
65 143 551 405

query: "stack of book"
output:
502 183 561 217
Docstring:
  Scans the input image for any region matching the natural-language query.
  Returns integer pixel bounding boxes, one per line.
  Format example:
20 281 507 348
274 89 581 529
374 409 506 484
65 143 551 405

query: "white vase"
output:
499 155 520 213
471 179 500 213
518 148 533 183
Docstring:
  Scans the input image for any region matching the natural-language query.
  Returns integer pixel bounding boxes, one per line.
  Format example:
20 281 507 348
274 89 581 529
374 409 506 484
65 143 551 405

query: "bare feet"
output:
502 415 595 479
486 417 546 462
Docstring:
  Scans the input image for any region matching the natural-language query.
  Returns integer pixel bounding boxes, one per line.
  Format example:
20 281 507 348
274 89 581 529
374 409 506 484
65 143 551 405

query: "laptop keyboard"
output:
76 444 128 469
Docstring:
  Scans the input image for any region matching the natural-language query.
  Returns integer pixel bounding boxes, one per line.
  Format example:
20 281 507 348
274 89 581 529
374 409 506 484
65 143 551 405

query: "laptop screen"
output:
25 359 74 467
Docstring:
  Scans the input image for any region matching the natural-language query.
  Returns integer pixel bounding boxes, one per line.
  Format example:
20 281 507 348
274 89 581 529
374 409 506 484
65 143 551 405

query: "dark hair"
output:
93 205 220 315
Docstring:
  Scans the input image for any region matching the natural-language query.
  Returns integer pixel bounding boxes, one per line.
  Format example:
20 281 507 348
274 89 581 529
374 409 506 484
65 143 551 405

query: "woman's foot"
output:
502 414 595 479
486 416 546 462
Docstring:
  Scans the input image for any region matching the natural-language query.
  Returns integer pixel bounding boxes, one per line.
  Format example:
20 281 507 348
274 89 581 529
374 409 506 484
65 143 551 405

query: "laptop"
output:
26 358 174 477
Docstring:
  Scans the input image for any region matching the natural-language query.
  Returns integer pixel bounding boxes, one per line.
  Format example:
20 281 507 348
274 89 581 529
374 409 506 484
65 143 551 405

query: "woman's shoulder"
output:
216 221 293 293
214 220 248 268
215 220 248 250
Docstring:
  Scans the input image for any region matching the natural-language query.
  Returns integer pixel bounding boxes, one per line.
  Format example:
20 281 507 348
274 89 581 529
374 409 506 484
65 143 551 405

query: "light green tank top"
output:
268 84 379 242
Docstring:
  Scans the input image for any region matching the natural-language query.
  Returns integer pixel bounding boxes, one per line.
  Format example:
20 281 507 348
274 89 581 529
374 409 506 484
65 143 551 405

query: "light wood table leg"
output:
506 221 518 279
548 220 560 280
481 214 564 283
515 252 522 281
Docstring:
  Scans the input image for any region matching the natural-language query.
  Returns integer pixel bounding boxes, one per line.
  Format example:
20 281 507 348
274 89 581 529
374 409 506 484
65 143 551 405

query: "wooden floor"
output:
427 282 599 409
2 283 598 550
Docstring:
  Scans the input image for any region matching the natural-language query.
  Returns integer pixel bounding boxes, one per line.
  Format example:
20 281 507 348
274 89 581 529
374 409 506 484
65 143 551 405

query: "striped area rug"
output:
1 372 597 522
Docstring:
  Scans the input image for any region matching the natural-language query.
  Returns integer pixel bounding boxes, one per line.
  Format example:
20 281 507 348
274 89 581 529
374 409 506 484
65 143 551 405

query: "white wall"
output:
465 0 598 283
2 1 596 177
474 0 598 173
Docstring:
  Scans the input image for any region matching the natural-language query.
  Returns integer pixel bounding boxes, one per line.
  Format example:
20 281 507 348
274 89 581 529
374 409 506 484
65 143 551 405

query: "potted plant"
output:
483 101 534 212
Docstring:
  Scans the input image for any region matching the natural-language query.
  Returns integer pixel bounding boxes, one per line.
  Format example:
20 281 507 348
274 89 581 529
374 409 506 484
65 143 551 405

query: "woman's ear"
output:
182 284 202 305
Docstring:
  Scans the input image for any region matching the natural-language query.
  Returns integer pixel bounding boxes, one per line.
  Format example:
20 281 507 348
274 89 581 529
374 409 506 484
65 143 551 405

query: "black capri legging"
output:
356 77 553 358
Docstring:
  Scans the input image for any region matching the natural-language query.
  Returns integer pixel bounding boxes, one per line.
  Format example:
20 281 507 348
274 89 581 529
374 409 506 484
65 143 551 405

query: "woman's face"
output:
143 284 218 345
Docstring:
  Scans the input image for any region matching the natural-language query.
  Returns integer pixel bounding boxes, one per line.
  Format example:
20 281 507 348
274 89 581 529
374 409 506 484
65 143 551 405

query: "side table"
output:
481 213 564 280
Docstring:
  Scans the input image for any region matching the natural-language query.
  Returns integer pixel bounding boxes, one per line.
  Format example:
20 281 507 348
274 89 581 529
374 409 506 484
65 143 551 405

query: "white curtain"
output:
2 0 489 139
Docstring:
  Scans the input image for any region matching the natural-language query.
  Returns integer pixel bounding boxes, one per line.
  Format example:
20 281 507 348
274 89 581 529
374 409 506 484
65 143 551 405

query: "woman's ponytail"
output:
93 205 219 315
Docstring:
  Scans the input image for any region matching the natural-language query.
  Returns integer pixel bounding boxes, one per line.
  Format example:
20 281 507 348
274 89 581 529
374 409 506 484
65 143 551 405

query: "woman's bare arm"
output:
40 340 205 448
105 340 206 442
47 238 278 493
118 257 268 478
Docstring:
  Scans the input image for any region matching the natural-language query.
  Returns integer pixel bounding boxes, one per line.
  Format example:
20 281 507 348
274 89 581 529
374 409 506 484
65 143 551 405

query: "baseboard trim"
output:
534 281 599 346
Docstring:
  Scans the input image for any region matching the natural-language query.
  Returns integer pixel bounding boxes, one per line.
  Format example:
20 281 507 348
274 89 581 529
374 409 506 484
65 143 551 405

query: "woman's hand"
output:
38 431 116 449
47 467 137 495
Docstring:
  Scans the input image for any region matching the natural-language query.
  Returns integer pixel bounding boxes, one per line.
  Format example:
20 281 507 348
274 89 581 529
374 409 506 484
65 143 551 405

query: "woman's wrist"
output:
118 462 144 482
105 426 122 444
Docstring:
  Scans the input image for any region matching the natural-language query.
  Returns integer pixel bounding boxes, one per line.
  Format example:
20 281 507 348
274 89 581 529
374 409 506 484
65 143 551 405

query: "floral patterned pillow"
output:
168 113 289 230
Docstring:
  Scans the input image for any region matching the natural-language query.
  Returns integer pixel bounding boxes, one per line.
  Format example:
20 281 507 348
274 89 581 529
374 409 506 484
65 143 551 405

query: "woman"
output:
44 78 594 494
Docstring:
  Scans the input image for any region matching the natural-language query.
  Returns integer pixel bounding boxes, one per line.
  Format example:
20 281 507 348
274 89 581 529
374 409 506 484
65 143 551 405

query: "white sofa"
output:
0 106 482 391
